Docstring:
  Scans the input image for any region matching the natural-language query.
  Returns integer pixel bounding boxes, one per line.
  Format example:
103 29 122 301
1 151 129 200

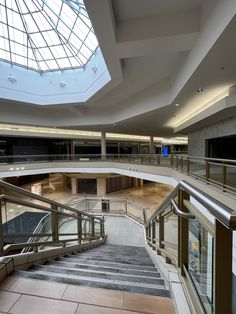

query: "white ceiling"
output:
0 0 236 138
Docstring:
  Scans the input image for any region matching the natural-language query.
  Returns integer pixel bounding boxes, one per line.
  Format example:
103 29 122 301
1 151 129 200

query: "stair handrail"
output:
145 180 236 229
0 180 102 221
145 185 179 225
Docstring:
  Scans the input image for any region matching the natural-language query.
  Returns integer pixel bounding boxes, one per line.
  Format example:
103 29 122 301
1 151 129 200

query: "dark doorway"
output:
206 135 236 159
78 179 97 194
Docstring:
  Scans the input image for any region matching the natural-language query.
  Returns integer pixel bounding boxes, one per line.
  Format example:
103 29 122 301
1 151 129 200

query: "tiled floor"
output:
0 276 175 314
3 174 171 222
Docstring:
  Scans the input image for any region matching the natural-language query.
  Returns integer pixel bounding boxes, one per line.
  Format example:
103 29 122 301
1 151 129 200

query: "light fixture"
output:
112 123 116 126
175 103 180 107
197 88 203 93
8 74 17 83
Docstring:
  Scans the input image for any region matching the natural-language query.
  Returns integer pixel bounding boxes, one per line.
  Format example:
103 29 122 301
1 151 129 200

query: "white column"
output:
134 177 139 187
71 177 77 195
150 136 154 154
139 179 144 187
101 131 106 160
97 177 106 196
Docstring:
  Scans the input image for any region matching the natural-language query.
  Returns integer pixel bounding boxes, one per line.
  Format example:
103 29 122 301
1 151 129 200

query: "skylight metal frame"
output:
0 0 98 73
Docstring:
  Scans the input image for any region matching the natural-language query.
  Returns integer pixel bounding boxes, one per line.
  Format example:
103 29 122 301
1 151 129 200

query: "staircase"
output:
15 243 170 297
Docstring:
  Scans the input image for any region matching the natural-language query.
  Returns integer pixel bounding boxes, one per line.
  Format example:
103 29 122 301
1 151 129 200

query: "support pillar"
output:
97 177 106 197
138 179 143 187
134 178 139 188
150 136 154 154
71 177 78 195
101 131 106 161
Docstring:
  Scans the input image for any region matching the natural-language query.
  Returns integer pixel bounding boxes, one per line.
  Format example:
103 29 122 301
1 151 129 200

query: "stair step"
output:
77 251 152 262
33 265 163 285
15 270 169 297
63 256 156 271
66 255 154 267
48 260 160 277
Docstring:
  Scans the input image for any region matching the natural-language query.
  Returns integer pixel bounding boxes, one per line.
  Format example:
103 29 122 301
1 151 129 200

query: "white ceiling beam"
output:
116 9 200 42
117 33 198 58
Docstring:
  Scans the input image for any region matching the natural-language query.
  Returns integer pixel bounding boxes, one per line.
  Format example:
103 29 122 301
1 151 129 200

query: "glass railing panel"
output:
188 219 214 314
225 164 236 192
58 213 77 239
164 211 178 246
126 202 144 223
2 201 50 245
208 162 224 185
188 158 206 179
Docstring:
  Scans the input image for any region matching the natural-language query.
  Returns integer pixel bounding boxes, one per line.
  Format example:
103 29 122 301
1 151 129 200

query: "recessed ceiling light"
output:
112 123 116 126
197 88 203 93
175 103 180 107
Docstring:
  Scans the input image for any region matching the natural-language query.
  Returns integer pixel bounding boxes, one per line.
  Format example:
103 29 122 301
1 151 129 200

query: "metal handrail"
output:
0 180 101 221
145 185 179 225
146 180 236 229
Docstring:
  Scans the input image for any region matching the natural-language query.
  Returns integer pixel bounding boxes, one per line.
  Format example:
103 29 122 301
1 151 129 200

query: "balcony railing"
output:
0 153 236 194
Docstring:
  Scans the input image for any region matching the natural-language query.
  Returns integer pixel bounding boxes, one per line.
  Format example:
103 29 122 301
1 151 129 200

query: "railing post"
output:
178 189 189 276
0 200 4 255
187 156 190 174
206 160 210 182
125 200 128 214
158 215 164 249
151 220 156 247
223 162 227 191
214 220 232 314
51 205 59 242
100 216 105 238
91 217 95 239
77 213 82 243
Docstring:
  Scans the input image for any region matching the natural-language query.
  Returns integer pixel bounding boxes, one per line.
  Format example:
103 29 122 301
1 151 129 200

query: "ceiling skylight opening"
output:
0 0 99 73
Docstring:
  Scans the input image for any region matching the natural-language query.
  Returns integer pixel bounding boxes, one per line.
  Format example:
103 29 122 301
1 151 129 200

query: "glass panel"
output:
2 201 51 246
188 220 214 314
164 212 178 246
0 0 99 72
208 162 224 185
225 164 236 191
188 158 206 179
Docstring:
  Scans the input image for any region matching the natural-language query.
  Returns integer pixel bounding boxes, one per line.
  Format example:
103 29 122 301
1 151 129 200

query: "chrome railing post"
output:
51 205 59 242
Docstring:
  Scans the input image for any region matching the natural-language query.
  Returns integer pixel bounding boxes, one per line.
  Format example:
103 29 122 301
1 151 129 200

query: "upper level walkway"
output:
0 154 235 211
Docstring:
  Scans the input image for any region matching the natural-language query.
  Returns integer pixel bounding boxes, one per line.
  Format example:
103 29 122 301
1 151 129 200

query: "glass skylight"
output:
0 0 99 72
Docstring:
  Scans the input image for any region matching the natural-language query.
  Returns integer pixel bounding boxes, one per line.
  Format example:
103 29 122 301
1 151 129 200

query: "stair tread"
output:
33 265 163 284
65 256 155 268
48 260 161 277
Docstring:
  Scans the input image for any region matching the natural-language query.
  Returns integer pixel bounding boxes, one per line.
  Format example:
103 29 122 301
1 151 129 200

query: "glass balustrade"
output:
188 219 214 314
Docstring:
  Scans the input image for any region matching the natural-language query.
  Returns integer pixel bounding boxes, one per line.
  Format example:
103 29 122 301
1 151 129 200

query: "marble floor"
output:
3 174 172 222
